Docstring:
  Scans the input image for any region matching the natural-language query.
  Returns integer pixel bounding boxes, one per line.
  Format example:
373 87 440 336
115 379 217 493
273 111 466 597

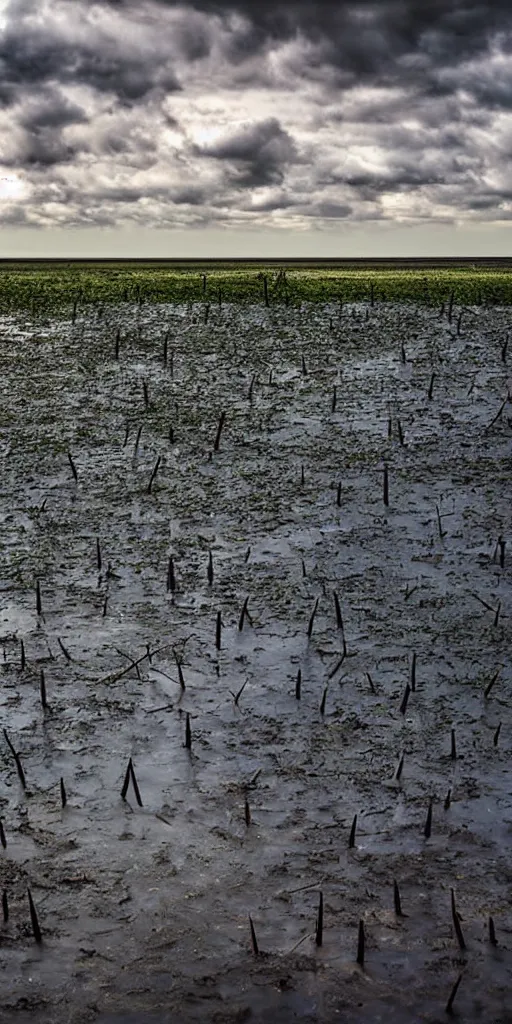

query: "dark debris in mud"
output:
0 297 511 1023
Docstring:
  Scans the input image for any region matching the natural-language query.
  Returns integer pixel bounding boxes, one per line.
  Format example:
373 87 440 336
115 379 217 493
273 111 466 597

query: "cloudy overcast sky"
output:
0 0 511 257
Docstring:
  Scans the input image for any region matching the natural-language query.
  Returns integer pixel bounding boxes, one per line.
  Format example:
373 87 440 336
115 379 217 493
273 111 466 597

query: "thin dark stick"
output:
484 668 500 698
450 729 456 760
213 411 226 452
424 798 433 839
315 891 323 947
383 465 389 507
446 973 463 1014
349 813 357 849
395 752 405 781
60 777 67 808
356 919 365 967
40 669 48 709
134 424 143 453
36 580 42 616
174 652 186 691
295 669 301 700
489 916 497 946
411 652 416 692
249 915 259 955
307 598 319 640
27 889 42 944
336 481 341 507
320 686 328 715
393 879 403 917
244 796 251 825
399 683 411 715
366 672 376 694
333 591 343 631
68 452 78 482
121 758 132 801
215 611 222 651
451 888 466 950
238 597 249 632
331 385 337 413
20 638 26 670
444 788 452 810
207 551 213 585
129 761 143 806
185 712 192 750
57 637 72 662
0 820 6 849
146 455 161 494
428 373 435 400
96 537 102 572
2 890 7 923
167 555 176 594
493 722 501 747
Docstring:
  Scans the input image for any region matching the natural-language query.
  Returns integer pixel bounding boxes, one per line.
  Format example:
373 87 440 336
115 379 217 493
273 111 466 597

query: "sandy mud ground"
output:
0 298 511 1023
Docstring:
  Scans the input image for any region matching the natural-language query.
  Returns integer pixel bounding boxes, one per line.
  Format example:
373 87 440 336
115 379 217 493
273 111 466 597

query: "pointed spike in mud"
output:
383 465 389 507
0 820 6 849
498 537 505 568
393 879 404 917
493 722 501 747
493 601 501 627
450 729 457 760
121 758 132 801
60 777 67 808
67 452 78 482
444 788 452 810
315 891 324 947
484 668 500 699
114 327 120 359
233 680 247 706
397 419 405 445
20 639 26 670
2 890 7 923
320 686 328 715
102 595 108 617
501 335 509 364
333 591 343 631
424 798 433 839
336 481 342 507
249 914 259 955
349 813 357 848
366 672 376 694
185 712 192 750
122 422 130 448
301 354 307 375
331 385 337 413
395 752 405 781
163 333 168 366
36 580 42 616
300 464 305 486
451 888 466 950
302 559 307 578
213 411 226 452
244 797 251 826
238 597 250 632
167 555 176 594
134 424 143 453
27 889 42 944
410 652 417 692
129 761 143 806
215 611 222 651
96 537 102 572
428 372 436 400
307 598 319 640
400 343 406 365
388 415 393 439
399 683 411 715
146 455 161 494
244 547 251 564
40 669 47 709
356 919 365 967
446 973 463 1015
207 551 214 585
295 669 302 700
57 637 72 662
173 652 185 690
489 916 497 946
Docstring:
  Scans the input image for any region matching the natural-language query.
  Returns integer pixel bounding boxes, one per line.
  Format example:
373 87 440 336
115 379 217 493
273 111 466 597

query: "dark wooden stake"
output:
207 551 213 585
2 890 7 923
68 452 78 482
484 668 500 698
320 686 328 715
315 891 323 947
383 465 389 507
451 888 466 950
213 411 226 452
428 373 435 400
493 722 501 747
249 915 259 955
215 611 222 651
167 555 176 594
185 713 192 750
121 758 132 801
244 796 251 825
20 639 26 670
349 814 357 848
96 537 102 571
450 728 456 760
0 820 6 849
411 652 416 691
238 597 250 632
336 482 342 507
489 916 497 946
446 973 463 1014
395 752 405 781
295 669 302 700
331 385 337 413
424 798 433 839
444 788 452 810
356 919 365 967
146 455 161 494
60 777 67 808
394 879 403 916
27 889 42 944
399 683 411 715
40 669 48 709
36 580 42 616
307 598 319 640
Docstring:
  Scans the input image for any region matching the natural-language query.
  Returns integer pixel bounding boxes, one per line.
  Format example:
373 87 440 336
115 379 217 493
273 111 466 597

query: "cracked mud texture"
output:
0 297 511 1023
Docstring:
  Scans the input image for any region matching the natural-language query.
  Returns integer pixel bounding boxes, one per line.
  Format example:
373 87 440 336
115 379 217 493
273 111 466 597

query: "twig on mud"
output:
307 598 319 640
484 397 507 433
99 644 174 685
404 584 418 601
281 932 314 957
146 455 161 494
115 647 142 680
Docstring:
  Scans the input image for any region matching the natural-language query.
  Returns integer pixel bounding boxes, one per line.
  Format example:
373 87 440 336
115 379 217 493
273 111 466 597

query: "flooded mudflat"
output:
0 298 510 1023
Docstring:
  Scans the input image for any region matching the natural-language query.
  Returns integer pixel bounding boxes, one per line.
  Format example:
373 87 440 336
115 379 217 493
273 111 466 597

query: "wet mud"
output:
0 298 511 1022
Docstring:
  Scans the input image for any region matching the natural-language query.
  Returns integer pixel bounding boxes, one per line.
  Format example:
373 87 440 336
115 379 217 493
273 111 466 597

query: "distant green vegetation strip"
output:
0 266 511 313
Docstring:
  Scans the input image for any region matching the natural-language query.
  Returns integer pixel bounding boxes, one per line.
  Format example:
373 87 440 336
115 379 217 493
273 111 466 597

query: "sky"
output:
0 0 511 257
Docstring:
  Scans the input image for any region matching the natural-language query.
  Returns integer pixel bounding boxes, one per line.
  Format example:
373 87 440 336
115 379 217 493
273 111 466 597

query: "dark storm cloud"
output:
191 117 298 187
